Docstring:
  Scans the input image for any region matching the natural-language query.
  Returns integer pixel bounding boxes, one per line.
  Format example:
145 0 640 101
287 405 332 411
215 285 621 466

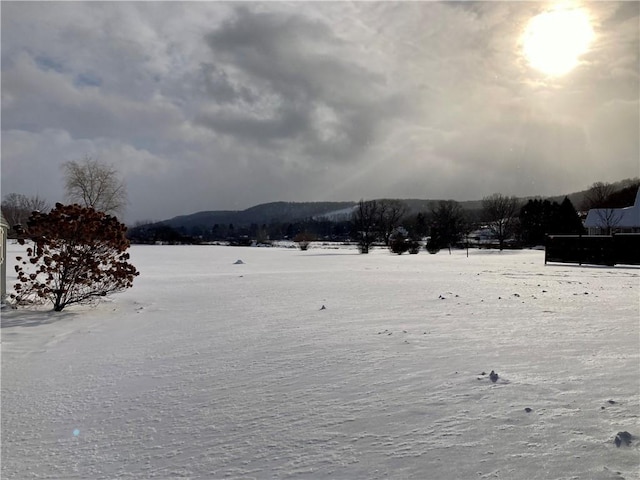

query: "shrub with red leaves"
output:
11 203 139 311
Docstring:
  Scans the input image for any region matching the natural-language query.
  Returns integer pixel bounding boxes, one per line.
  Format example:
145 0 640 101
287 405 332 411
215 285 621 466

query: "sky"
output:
2 1 638 224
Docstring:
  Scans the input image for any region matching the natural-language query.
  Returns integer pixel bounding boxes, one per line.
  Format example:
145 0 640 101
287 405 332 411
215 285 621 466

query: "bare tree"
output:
352 200 379 254
23 195 50 214
1 193 50 231
293 231 316 251
482 193 520 250
581 181 616 210
1 193 26 228
582 181 628 234
590 207 623 235
377 200 408 246
63 155 127 216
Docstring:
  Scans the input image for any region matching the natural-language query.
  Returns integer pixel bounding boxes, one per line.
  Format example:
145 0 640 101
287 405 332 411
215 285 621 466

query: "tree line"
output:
127 193 592 253
351 194 586 254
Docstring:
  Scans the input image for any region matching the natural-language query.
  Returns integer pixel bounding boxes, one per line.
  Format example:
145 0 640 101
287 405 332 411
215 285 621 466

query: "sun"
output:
522 7 594 76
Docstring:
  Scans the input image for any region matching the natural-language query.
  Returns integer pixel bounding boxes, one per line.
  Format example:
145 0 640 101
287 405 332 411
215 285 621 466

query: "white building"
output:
467 227 497 246
584 188 640 235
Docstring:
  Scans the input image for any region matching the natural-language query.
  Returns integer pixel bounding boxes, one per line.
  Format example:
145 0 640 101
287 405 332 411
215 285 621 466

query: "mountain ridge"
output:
144 179 637 231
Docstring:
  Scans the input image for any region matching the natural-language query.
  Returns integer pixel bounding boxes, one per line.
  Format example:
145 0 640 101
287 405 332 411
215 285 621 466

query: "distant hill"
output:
144 179 638 233
158 202 357 230
151 199 487 232
402 199 484 213
531 178 639 212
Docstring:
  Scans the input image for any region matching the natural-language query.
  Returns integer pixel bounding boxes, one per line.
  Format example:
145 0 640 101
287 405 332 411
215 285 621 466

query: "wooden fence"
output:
545 233 640 266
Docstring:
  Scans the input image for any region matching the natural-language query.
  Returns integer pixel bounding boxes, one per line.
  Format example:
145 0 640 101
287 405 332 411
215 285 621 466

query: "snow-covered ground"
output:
2 243 639 479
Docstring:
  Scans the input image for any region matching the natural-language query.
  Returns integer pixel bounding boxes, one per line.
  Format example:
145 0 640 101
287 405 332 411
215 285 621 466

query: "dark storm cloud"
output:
199 63 256 105
196 7 400 162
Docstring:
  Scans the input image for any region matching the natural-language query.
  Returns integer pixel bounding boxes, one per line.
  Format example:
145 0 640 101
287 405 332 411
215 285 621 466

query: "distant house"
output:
467 227 497 246
584 188 640 235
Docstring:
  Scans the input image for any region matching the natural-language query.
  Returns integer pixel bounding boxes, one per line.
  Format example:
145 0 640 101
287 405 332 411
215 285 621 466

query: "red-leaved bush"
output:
11 203 139 311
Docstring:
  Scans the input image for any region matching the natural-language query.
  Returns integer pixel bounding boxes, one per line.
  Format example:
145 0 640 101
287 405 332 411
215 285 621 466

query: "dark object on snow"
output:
489 371 499 383
615 431 632 447
320 305 326 310
524 407 532 413
608 400 616 404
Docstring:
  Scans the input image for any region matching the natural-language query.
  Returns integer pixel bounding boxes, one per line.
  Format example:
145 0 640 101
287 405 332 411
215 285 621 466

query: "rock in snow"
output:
615 431 633 447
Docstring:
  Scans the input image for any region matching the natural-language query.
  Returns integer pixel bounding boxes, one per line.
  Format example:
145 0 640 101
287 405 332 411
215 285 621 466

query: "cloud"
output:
196 6 404 164
1 2 638 223
2 53 186 143
1 128 171 200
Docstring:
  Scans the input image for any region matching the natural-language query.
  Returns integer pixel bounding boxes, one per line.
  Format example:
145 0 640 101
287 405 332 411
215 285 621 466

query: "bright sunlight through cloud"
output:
523 7 595 76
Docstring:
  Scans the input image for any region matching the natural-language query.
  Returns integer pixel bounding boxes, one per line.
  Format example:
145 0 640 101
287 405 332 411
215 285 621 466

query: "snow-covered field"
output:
2 243 639 480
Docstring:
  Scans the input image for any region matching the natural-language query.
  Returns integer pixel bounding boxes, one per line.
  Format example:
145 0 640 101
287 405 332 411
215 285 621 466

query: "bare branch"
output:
63 155 128 216
482 193 520 250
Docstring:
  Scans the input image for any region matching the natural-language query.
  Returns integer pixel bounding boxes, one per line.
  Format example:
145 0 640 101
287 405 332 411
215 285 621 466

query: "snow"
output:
584 188 640 230
2 243 639 479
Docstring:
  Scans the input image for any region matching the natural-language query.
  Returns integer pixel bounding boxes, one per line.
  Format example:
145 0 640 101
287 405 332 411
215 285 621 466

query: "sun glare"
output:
522 7 594 76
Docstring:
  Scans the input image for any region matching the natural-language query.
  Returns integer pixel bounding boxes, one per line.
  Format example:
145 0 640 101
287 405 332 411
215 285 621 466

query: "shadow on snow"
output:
0 309 80 328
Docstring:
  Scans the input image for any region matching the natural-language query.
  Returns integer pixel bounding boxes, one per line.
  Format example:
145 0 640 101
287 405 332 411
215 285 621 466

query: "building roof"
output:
584 188 640 228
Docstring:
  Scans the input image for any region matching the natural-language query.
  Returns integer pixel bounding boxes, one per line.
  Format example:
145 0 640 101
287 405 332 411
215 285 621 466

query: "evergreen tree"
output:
556 197 585 235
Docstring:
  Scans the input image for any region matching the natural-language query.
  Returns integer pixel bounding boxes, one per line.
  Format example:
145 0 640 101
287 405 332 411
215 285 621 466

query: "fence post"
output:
544 235 548 264
578 233 582 266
